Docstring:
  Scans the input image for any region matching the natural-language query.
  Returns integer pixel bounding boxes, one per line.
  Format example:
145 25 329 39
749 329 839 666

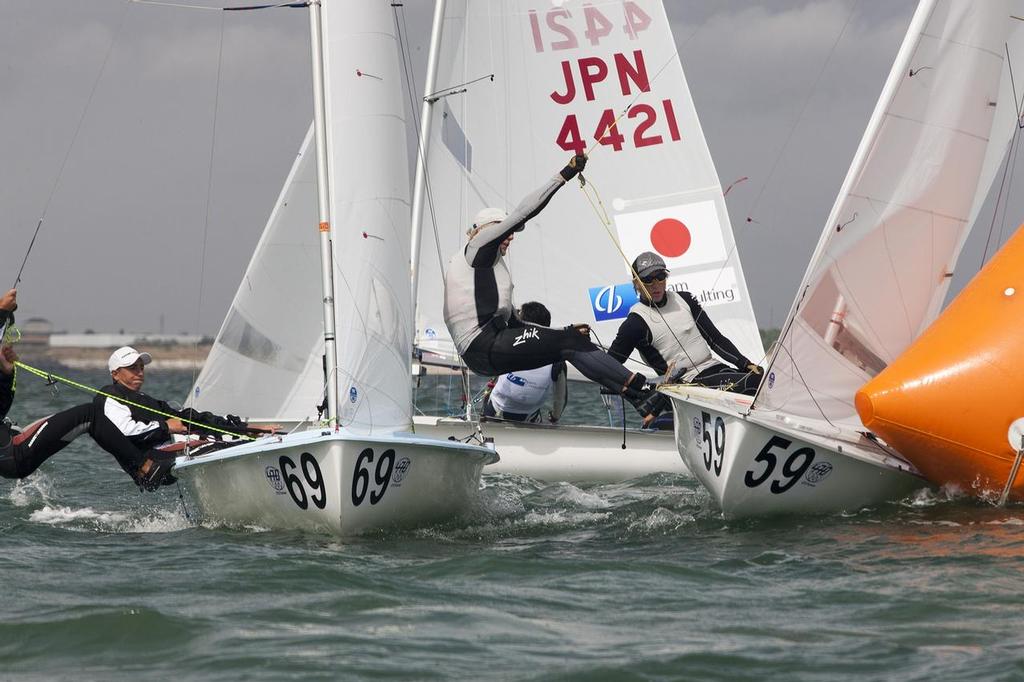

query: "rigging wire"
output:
188 10 227 426
980 42 1024 267
741 0 861 226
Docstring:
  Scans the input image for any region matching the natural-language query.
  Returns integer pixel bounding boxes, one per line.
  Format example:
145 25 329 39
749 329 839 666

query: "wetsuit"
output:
609 291 760 396
442 164 647 399
484 362 567 423
94 383 247 451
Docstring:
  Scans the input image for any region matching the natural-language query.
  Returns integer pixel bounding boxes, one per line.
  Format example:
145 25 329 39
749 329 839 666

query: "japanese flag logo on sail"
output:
613 200 727 269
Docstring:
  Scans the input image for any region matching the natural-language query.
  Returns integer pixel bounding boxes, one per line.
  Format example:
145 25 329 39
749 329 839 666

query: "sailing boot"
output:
621 373 663 425
135 451 178 492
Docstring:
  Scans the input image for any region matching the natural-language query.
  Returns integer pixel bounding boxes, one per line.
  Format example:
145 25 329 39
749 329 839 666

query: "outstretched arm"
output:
465 155 587 267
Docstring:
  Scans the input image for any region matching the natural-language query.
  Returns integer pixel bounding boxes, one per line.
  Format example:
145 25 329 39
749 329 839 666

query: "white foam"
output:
29 505 192 533
8 473 56 507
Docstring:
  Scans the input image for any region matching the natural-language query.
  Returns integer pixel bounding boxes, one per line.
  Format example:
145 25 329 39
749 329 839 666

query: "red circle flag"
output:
650 218 691 258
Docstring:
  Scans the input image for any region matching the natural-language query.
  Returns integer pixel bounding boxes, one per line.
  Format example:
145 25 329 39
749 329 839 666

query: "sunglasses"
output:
639 271 668 284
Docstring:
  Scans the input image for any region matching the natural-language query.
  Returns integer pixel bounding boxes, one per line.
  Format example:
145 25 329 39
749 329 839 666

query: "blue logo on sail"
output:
588 283 638 321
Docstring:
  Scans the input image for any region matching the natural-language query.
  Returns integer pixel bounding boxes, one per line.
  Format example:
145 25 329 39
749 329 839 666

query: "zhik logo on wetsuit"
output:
512 327 540 347
588 283 639 322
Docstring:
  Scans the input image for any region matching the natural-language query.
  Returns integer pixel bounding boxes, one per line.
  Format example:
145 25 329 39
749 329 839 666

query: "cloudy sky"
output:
1 0 1017 335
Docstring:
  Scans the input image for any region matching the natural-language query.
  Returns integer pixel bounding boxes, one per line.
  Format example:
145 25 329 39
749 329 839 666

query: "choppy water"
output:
2 368 1024 681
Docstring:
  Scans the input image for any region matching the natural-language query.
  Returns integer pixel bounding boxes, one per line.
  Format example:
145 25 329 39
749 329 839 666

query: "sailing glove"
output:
559 154 588 181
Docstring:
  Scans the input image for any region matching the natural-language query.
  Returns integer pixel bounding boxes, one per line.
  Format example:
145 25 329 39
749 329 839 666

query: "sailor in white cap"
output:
442 154 657 416
91 345 252 489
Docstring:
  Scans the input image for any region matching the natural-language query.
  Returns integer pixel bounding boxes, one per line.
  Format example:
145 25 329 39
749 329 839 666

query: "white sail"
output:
321 0 413 433
755 0 1021 428
190 125 327 421
413 0 763 375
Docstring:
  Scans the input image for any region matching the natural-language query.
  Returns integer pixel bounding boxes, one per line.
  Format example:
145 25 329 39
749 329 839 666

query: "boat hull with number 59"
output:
174 430 496 535
663 385 924 517
664 1 1024 516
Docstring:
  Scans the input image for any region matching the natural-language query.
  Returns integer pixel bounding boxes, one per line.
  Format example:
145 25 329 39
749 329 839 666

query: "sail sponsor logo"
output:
349 386 358 403
512 327 540 346
803 461 834 485
665 269 741 308
614 201 727 270
768 371 776 390
392 457 411 486
588 283 639 321
424 328 438 340
264 465 286 494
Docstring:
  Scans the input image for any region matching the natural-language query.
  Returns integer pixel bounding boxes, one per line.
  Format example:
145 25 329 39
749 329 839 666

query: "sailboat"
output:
663 0 1024 516
173 0 497 535
407 0 765 482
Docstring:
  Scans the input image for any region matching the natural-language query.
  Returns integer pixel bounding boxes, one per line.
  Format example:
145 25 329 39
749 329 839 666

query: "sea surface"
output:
2 368 1023 681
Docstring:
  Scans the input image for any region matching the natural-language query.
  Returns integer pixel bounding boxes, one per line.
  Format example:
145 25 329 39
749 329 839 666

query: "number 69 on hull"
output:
661 385 926 518
173 429 498 536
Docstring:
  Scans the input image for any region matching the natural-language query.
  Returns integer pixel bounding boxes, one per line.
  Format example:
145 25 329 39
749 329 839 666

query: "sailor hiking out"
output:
443 154 657 417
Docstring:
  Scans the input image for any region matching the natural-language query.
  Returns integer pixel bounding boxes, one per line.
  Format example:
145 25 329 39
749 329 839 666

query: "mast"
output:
409 0 447 333
308 0 339 427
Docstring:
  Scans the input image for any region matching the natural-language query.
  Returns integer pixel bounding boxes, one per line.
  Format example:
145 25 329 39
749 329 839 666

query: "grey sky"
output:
1 1 1017 335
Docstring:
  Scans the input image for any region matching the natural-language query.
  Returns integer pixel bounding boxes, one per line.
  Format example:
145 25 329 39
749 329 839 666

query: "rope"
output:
13 361 256 441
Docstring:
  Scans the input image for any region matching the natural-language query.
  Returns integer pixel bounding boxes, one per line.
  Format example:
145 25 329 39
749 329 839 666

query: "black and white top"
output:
443 175 567 354
95 383 246 448
609 291 751 379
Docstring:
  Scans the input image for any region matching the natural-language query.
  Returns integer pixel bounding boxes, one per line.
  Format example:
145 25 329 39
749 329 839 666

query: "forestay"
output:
190 127 326 422
413 0 763 375
756 0 1022 428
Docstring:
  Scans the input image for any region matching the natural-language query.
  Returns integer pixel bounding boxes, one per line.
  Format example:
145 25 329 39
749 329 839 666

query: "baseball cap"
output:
108 346 152 372
632 252 668 279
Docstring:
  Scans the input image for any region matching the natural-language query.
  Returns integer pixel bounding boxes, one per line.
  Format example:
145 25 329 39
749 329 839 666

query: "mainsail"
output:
193 1 413 434
755 0 1022 428
321 0 413 433
412 0 763 375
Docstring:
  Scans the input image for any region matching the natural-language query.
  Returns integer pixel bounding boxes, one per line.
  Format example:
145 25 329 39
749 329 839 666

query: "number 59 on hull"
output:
662 386 925 518
173 430 498 536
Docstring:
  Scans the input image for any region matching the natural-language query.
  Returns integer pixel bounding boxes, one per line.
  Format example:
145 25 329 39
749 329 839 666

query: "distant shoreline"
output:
15 344 213 371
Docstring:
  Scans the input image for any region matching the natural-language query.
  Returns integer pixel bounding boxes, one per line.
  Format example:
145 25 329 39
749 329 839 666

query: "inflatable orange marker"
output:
855 225 1024 500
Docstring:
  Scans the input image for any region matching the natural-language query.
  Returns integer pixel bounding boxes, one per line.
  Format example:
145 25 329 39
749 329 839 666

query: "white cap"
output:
108 346 152 373
468 207 508 235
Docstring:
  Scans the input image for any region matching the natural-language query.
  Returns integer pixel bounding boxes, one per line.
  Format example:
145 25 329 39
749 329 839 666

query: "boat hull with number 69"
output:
174 430 498 536
662 385 926 517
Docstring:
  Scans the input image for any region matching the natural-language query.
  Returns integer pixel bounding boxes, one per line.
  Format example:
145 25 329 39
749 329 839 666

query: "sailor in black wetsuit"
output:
0 290 97 481
442 155 655 414
609 252 763 423
92 346 251 489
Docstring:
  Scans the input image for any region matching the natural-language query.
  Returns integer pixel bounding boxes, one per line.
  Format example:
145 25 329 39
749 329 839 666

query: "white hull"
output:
413 416 684 482
174 429 498 536
662 386 926 517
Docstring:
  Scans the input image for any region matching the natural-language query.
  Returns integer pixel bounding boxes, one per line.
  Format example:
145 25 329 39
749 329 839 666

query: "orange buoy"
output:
855 225 1024 499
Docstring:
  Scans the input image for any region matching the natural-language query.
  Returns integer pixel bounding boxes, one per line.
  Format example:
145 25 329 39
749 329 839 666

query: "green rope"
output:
13 360 256 441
